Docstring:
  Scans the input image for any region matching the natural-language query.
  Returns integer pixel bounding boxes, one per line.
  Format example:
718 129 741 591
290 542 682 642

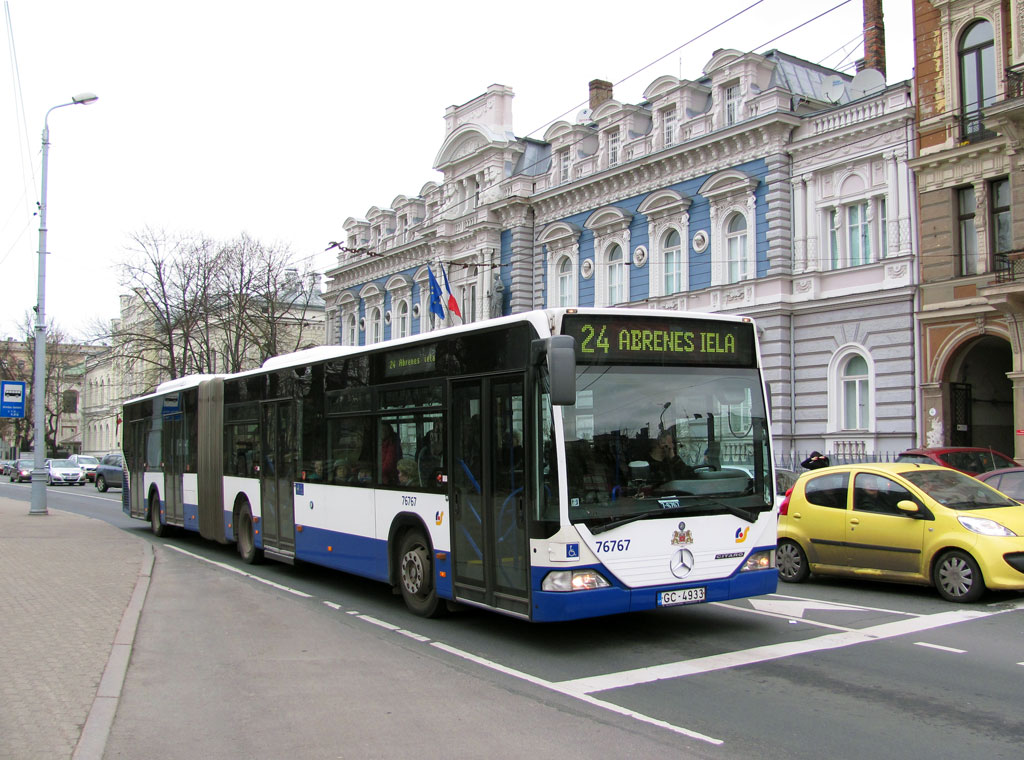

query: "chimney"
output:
862 0 886 78
589 79 613 110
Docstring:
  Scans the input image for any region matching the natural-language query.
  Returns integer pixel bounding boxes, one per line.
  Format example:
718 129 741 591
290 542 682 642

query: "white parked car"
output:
67 454 100 482
46 459 87 486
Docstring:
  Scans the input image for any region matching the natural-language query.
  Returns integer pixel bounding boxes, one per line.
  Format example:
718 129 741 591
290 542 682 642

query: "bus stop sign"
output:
1 381 27 418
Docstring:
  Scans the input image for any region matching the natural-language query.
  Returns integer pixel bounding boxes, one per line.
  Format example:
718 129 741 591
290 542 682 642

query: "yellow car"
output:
776 462 1024 602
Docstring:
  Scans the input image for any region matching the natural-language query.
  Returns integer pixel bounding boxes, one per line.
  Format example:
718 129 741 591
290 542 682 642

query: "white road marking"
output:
430 642 723 745
163 545 312 597
766 592 922 617
914 642 966 653
746 599 870 618
556 607 1005 695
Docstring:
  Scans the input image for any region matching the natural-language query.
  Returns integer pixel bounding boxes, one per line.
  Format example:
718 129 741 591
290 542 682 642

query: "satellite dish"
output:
576 108 593 124
821 76 847 104
848 68 885 100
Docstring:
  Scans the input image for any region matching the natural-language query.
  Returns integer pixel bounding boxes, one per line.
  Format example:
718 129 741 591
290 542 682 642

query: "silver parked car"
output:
67 454 100 482
46 458 87 486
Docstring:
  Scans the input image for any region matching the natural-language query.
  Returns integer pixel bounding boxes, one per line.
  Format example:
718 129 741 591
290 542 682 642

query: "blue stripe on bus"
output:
294 525 390 583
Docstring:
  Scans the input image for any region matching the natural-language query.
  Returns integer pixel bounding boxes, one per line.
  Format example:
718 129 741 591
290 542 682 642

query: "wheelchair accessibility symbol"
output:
566 543 580 559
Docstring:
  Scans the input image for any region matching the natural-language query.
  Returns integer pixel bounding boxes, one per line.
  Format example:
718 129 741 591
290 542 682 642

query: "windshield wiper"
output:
588 496 760 535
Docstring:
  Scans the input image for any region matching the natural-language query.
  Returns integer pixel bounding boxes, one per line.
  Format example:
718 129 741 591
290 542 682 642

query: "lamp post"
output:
30 92 98 516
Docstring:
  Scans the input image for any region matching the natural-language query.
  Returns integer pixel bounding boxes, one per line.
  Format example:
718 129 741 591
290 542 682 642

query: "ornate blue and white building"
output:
323 48 918 462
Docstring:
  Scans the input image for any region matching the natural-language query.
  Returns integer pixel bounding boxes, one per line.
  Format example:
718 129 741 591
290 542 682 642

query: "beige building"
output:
911 0 1024 458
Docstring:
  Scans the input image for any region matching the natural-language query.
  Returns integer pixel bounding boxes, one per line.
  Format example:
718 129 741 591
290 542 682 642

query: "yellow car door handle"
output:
849 517 860 525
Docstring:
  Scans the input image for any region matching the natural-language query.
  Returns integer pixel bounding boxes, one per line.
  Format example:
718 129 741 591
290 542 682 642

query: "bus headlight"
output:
541 569 611 592
741 550 775 572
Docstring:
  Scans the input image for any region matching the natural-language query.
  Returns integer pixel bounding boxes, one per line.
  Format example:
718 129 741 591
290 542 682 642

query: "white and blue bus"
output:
122 308 777 621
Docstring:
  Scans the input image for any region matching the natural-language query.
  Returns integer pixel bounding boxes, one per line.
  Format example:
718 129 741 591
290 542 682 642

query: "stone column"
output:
793 176 806 273
1009 372 1024 461
764 153 793 274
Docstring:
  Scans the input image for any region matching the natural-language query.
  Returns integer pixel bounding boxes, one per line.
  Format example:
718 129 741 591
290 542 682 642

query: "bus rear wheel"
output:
149 494 168 537
236 504 262 565
398 529 444 618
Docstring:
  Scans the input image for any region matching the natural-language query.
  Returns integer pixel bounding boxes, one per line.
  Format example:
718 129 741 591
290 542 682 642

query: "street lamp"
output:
30 92 99 516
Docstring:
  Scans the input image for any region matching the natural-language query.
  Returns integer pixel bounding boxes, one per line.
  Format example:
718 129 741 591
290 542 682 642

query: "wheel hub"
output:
402 548 426 595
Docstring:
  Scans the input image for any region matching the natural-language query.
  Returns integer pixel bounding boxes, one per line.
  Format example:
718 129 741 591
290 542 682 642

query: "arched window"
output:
607 244 625 304
557 255 574 307
959 20 996 139
370 307 382 344
842 354 870 430
726 213 748 283
396 300 409 338
663 229 683 294
346 314 357 346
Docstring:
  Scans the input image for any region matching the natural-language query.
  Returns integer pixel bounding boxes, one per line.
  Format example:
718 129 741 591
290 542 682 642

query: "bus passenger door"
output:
450 376 530 617
163 413 185 527
260 400 296 560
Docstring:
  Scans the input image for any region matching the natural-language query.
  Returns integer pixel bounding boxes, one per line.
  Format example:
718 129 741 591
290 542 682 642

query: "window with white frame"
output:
663 107 677 147
725 83 741 126
396 300 409 338
557 255 575 306
608 129 620 167
460 282 477 322
827 197 886 269
841 354 870 430
726 213 748 283
559 148 571 184
663 229 683 294
606 244 625 304
370 307 382 344
346 314 357 346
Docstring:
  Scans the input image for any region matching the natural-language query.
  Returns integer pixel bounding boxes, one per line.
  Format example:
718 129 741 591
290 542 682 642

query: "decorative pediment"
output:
358 283 381 300
434 124 508 170
643 75 682 102
584 206 633 234
538 221 582 247
637 189 691 219
699 169 758 201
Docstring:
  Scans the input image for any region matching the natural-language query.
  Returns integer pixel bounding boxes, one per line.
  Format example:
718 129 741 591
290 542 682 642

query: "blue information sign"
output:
0 381 27 418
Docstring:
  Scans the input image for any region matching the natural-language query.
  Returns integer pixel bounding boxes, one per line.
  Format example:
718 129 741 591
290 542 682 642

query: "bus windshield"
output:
563 364 771 528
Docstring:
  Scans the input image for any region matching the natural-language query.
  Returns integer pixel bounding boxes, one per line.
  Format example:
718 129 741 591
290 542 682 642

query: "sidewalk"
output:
0 497 152 760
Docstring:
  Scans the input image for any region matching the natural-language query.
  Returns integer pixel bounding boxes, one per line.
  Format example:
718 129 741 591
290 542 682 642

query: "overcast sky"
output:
0 0 913 341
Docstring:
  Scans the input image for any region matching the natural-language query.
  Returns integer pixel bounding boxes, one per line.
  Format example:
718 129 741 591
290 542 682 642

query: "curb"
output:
72 540 155 760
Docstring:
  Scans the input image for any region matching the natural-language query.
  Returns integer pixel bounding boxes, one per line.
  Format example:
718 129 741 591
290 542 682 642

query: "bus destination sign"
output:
561 315 756 367
384 344 437 378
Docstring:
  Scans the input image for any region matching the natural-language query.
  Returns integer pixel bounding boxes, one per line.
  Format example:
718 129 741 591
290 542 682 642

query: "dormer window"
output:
559 148 571 183
725 84 741 126
663 107 677 147
608 129 620 167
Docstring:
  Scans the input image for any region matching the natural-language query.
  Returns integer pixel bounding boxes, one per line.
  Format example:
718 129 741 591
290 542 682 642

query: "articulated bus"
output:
122 308 777 621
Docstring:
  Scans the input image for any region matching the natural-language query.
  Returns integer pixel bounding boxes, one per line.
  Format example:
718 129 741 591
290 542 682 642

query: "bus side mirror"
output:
533 336 576 406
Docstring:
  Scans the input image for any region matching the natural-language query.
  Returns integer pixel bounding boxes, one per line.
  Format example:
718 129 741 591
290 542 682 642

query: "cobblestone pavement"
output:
0 497 147 760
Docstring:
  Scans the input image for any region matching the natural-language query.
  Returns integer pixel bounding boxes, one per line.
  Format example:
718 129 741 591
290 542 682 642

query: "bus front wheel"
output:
397 529 444 618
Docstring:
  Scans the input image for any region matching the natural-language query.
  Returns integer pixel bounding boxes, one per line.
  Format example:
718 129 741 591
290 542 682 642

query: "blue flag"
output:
427 265 445 320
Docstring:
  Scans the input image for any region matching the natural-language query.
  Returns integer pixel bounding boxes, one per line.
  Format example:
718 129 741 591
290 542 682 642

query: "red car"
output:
896 447 1018 476
975 466 1024 500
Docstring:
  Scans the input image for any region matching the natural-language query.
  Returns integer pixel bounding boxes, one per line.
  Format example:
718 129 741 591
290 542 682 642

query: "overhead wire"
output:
319 0 867 277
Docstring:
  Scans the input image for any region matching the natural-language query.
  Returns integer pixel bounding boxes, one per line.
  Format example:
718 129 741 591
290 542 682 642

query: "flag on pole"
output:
427 265 446 321
441 265 462 318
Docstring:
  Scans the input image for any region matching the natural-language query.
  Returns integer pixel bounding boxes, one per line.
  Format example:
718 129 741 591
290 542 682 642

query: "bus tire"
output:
397 529 444 618
236 504 262 565
149 493 168 537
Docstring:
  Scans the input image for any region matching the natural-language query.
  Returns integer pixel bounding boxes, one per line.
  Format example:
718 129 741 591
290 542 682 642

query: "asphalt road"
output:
4 480 1023 759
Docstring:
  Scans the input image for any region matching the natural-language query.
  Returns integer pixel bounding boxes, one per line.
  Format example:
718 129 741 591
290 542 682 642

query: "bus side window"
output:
328 416 373 487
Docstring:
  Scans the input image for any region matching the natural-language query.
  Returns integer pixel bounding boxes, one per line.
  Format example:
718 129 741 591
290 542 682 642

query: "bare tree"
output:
104 229 324 393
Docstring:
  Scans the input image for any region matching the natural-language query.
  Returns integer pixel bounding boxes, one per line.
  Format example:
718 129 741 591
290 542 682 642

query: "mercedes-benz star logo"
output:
670 548 695 579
